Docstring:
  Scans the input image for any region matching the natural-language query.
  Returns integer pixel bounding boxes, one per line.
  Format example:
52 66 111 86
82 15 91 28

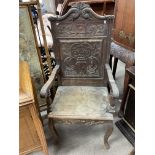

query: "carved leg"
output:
128 148 135 155
48 119 59 142
104 121 113 149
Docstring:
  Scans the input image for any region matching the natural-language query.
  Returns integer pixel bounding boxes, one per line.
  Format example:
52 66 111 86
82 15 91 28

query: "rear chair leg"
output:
48 119 59 142
104 121 113 149
112 57 118 79
109 54 113 69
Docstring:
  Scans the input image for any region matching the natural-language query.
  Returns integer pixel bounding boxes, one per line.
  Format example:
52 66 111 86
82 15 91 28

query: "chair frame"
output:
40 2 119 149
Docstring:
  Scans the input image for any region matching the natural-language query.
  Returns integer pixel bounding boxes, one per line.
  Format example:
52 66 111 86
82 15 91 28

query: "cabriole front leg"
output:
104 120 113 149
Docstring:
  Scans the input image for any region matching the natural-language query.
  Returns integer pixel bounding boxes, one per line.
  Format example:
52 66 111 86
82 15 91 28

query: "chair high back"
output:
48 3 114 86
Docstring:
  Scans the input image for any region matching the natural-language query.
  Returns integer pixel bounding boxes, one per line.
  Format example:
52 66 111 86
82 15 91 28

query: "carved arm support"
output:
40 65 60 98
110 42 135 66
105 64 119 98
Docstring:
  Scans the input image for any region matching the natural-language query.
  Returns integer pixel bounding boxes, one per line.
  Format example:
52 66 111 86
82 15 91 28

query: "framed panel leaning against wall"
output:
19 6 45 107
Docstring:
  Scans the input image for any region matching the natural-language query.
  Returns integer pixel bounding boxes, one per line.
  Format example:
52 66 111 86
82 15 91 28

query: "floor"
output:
30 60 134 155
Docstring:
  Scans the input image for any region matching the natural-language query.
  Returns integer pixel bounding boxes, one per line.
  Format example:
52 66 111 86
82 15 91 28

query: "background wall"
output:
113 0 135 50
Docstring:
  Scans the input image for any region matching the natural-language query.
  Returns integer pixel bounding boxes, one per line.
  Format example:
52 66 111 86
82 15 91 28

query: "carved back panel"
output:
49 3 114 86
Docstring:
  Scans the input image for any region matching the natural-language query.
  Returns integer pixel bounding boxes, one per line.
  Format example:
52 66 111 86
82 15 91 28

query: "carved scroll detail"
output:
56 23 107 37
48 2 114 22
54 119 105 125
48 2 114 38
61 41 102 77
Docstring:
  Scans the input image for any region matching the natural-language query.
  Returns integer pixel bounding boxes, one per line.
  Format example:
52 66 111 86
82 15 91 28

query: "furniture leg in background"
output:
110 41 135 99
116 66 135 146
112 57 118 79
109 54 113 69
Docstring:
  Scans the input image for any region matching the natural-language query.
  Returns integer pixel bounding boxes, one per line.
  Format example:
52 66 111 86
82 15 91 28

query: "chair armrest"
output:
40 65 60 98
105 64 119 98
110 42 135 66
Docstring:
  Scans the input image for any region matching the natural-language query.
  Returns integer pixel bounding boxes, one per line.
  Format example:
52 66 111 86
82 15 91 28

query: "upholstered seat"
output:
49 86 113 120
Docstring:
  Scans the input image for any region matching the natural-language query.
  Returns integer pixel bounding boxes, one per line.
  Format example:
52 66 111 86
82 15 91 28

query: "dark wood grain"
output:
48 3 114 86
113 0 135 50
40 3 119 149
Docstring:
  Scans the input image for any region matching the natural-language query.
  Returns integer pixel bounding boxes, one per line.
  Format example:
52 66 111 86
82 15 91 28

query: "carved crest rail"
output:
48 2 114 85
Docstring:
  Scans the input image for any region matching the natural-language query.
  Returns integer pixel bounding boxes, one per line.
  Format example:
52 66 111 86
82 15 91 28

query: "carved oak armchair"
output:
40 3 119 149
